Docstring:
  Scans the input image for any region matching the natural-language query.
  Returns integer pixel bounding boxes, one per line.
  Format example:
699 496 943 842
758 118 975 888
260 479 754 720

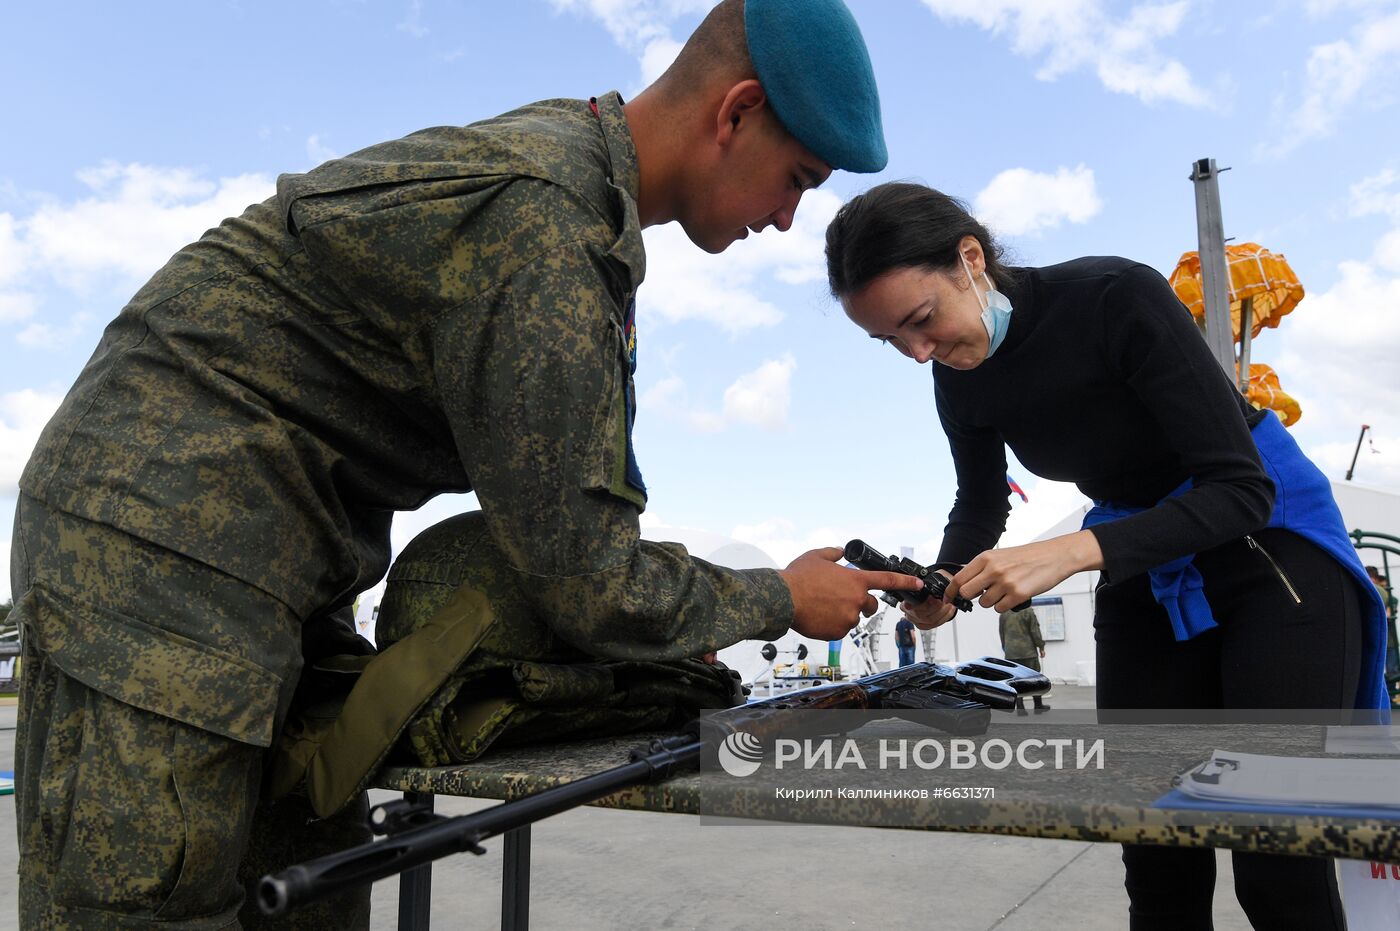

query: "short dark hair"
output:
826 181 1020 298
652 0 754 99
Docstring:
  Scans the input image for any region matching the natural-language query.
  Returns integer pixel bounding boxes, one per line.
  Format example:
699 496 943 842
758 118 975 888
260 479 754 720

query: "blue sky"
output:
3 0 1400 606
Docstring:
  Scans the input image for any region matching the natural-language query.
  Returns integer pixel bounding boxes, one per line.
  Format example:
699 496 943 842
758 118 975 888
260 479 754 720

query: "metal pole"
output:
1346 424 1370 481
1237 296 1254 394
1190 158 1236 378
501 826 532 931
397 792 435 931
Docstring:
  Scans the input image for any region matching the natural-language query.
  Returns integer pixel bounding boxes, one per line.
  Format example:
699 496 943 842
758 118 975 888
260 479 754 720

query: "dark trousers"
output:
1095 528 1362 930
1006 656 1046 711
897 644 916 667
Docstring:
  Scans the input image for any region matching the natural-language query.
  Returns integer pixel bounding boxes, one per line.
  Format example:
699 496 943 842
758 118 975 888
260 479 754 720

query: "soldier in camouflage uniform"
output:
999 605 1048 713
9 0 909 927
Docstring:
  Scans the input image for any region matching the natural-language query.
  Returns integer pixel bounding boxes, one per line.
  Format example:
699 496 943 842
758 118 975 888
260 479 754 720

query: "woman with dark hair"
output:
825 181 1387 930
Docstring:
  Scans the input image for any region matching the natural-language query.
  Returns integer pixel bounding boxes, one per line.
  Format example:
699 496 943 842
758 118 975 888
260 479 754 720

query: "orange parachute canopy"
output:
1169 243 1304 341
1241 362 1302 427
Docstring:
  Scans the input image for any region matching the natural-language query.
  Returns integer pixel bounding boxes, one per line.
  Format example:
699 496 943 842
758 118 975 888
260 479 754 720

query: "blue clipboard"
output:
1153 787 1400 823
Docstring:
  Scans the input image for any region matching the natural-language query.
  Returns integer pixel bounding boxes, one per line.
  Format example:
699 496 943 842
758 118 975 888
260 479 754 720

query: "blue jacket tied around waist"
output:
1082 411 1388 712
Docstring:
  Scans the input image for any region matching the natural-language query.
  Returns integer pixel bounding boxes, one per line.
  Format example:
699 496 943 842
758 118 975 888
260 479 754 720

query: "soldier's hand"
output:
903 601 957 630
779 547 924 642
904 570 958 629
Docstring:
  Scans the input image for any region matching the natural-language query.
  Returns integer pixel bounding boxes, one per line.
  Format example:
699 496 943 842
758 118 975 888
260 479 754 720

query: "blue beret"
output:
745 0 887 173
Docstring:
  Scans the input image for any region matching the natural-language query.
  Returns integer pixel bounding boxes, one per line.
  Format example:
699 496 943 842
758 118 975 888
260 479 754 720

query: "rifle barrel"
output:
259 738 700 915
260 656 1048 915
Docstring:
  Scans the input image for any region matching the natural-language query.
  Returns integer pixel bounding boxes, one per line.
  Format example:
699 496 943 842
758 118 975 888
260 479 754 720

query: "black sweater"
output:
932 256 1274 583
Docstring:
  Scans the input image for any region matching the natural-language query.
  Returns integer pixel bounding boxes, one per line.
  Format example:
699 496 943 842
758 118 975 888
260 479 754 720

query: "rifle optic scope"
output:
843 539 974 612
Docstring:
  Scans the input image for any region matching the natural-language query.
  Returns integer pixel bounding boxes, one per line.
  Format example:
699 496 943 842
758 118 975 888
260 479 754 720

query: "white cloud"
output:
973 164 1102 237
0 164 274 352
0 293 37 324
550 0 714 87
551 0 711 55
1278 260 1400 407
639 188 840 335
22 162 273 291
1305 0 1396 14
640 354 797 433
639 374 686 412
1306 435 1400 487
0 212 31 285
16 313 96 350
639 374 715 431
1273 255 1400 488
1376 228 1400 272
557 0 1210 109
730 517 840 568
1272 6 1400 153
16 323 56 349
1353 168 1400 273
306 135 339 166
0 388 64 494
918 0 1209 106
1350 167 1400 220
639 225 786 333
638 36 684 85
397 0 429 38
638 373 720 431
722 353 795 430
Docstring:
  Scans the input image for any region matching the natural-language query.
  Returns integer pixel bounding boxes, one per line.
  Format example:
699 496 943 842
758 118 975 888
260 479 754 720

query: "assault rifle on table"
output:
258 655 1050 917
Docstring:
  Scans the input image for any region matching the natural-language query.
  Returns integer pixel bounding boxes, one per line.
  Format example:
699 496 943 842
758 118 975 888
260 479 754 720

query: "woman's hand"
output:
949 530 1104 612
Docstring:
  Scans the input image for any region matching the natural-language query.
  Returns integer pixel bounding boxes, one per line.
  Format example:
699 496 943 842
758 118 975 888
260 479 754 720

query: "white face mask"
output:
960 252 1013 357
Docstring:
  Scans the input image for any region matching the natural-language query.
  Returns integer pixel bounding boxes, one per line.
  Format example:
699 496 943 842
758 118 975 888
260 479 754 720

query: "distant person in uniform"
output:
825 181 1387 931
894 614 917 667
8 3 917 927
998 603 1048 714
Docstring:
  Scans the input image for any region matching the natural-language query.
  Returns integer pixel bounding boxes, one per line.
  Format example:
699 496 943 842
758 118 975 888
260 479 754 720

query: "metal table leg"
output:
397 792 435 931
501 825 532 931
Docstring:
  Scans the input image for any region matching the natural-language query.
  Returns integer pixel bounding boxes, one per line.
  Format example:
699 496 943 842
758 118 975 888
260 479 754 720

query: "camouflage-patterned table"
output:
375 715 1400 929
379 716 1400 860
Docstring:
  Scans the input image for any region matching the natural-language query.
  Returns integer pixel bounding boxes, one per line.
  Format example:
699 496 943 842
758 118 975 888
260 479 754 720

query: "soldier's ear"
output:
714 80 768 149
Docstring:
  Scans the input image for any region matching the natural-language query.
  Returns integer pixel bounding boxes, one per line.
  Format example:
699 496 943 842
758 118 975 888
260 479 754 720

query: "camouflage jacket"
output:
998 606 1044 659
20 92 792 741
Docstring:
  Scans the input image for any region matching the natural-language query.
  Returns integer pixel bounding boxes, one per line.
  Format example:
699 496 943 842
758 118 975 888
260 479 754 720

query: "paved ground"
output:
0 690 1256 930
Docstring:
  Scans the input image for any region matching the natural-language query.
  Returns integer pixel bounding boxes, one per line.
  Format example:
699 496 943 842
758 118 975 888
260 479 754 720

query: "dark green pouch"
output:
407 657 744 767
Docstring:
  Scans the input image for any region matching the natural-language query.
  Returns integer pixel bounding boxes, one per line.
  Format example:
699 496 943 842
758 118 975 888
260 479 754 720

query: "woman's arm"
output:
946 263 1271 610
1084 264 1273 582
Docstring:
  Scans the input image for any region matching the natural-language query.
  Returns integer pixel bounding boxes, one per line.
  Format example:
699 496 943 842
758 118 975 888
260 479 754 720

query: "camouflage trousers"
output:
10 497 371 929
1005 654 1040 672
